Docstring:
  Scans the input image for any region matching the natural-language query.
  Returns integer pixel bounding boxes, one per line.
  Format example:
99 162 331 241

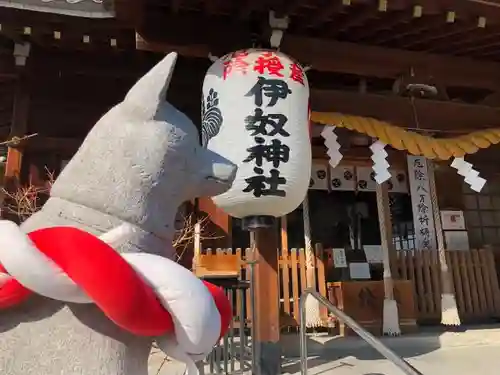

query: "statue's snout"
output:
196 148 237 197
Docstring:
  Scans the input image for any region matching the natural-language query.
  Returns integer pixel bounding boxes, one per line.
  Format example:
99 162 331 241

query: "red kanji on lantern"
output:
223 51 250 80
290 63 305 85
253 51 284 77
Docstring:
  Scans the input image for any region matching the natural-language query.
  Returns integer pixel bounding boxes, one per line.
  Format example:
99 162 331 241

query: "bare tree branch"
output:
1 167 54 222
173 212 222 263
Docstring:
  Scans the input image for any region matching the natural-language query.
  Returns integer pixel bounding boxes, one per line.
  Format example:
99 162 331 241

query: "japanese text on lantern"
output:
241 52 303 197
223 51 305 85
407 156 436 250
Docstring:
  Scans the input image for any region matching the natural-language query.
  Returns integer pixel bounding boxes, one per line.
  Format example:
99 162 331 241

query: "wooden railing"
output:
195 246 500 329
396 248 500 323
279 245 328 327
195 247 329 328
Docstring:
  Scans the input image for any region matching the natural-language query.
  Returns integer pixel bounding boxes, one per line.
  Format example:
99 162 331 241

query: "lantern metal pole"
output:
249 229 260 375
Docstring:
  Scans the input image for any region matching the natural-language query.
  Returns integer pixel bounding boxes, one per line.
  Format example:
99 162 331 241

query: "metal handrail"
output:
299 289 424 375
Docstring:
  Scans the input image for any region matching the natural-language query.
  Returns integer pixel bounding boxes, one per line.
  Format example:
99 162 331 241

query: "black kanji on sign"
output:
417 202 429 215
245 108 290 137
243 167 287 197
417 185 428 193
245 76 292 107
420 227 430 236
413 159 424 168
418 214 430 226
414 169 426 181
243 137 290 168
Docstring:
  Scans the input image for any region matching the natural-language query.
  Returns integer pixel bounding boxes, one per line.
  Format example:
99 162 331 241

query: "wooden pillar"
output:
251 225 281 375
375 181 399 279
280 215 288 251
3 77 30 194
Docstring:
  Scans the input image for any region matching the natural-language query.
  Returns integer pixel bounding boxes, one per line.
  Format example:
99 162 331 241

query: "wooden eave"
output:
0 8 135 51
0 0 115 18
136 0 500 62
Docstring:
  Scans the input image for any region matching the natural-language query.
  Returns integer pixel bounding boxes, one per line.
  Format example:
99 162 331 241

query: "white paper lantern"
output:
202 49 311 218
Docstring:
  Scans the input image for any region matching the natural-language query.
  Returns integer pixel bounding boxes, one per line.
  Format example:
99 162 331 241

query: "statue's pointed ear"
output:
123 52 178 118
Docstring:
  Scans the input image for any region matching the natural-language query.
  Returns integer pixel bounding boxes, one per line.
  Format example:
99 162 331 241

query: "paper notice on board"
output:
445 231 470 250
332 248 347 268
363 245 383 263
349 262 371 279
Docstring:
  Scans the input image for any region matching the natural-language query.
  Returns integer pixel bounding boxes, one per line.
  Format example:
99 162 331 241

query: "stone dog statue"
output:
0 52 237 375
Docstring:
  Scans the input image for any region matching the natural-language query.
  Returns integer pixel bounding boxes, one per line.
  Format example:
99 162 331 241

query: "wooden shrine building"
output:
4 0 500 372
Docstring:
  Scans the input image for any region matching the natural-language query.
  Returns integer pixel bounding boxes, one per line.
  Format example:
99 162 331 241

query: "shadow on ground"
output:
280 331 442 374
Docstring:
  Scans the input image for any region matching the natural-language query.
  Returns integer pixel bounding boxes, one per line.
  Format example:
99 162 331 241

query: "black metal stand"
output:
241 215 275 231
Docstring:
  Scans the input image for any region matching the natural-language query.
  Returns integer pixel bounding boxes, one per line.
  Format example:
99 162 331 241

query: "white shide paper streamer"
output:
370 140 392 184
321 126 343 168
450 157 486 192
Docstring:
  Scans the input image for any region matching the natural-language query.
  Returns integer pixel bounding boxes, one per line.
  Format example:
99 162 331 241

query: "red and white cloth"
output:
0 221 231 374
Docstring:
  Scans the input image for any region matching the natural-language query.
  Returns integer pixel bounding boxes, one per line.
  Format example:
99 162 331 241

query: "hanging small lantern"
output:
202 49 311 227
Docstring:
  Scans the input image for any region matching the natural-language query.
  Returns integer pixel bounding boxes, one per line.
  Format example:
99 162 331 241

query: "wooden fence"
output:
196 246 328 328
397 248 500 323
197 246 500 328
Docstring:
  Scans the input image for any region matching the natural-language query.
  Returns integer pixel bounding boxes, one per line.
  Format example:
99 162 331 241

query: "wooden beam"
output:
371 15 446 44
282 38 500 92
399 24 479 49
168 79 500 132
23 136 82 153
454 39 500 55
112 0 145 26
160 59 500 132
350 10 411 41
281 0 303 17
24 48 150 79
475 48 500 59
171 0 183 13
311 89 500 132
236 0 255 20
135 15 500 91
329 3 379 38
312 144 407 169
0 55 17 79
306 0 349 29
429 29 500 53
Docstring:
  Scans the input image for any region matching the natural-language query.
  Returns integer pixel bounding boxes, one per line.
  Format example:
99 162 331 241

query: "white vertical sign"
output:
407 155 436 250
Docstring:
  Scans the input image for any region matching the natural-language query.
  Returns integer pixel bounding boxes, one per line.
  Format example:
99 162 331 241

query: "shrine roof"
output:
1 1 500 62
0 0 114 18
136 0 500 62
